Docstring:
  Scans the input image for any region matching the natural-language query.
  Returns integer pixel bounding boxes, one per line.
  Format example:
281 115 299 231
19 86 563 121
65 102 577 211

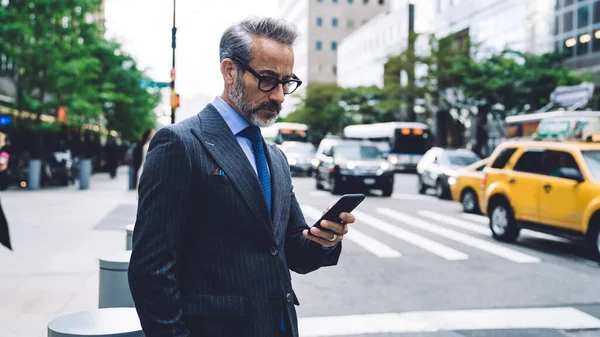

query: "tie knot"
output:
240 126 262 143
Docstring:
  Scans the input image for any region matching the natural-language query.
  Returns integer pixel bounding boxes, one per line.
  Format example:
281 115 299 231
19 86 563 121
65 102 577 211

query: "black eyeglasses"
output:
230 56 302 95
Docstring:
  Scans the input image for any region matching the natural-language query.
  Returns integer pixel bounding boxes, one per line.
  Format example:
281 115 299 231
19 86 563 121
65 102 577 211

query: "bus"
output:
343 122 433 171
505 110 600 141
260 122 309 144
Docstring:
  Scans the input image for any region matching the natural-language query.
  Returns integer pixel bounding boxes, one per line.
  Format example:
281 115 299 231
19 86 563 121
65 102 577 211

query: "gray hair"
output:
219 17 298 65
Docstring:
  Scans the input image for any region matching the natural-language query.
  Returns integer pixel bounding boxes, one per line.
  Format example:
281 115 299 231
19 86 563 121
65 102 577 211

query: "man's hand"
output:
302 201 356 248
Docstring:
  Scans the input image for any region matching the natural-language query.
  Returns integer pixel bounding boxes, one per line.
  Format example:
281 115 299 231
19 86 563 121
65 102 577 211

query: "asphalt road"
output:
290 172 600 337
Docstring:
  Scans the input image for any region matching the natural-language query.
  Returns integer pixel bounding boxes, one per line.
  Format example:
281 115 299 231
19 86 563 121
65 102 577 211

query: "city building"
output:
337 0 436 88
554 0 600 83
277 0 391 116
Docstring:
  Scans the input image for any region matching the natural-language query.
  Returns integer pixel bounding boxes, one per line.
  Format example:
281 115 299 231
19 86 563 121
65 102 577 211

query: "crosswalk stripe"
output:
301 205 402 258
352 211 469 261
461 213 569 242
392 193 432 201
377 209 541 263
419 210 490 236
298 307 600 336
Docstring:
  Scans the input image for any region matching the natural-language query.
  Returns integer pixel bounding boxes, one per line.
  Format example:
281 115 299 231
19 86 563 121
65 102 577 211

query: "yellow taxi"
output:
449 158 489 214
480 140 600 260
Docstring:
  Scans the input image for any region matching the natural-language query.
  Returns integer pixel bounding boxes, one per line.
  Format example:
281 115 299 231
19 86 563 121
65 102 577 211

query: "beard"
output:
229 72 281 128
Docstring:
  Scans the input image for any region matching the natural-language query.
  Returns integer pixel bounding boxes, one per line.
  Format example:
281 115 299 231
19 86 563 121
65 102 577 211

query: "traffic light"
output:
170 89 180 109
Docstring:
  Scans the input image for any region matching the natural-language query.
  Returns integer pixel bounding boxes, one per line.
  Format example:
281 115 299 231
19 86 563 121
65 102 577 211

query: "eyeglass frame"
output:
228 56 302 95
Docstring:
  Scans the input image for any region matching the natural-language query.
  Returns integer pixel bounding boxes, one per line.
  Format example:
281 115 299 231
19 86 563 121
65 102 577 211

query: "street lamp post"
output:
170 0 177 124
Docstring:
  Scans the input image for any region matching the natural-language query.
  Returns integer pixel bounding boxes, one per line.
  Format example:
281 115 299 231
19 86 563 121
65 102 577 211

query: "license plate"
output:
364 178 376 185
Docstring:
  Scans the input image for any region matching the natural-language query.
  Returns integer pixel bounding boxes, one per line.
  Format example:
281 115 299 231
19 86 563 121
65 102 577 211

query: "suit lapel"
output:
189 105 274 239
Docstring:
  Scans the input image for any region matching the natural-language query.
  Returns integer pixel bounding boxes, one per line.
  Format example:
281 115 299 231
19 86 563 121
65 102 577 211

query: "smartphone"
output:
310 194 365 232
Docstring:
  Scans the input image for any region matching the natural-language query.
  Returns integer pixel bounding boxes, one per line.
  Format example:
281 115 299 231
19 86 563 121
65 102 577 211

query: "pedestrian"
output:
133 128 155 190
128 17 356 337
0 131 12 251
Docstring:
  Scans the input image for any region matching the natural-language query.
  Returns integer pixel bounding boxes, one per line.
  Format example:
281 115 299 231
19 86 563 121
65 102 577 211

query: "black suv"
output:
314 140 395 196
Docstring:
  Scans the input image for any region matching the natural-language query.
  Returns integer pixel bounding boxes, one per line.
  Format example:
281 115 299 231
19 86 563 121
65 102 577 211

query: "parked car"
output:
449 158 489 213
416 147 481 199
314 139 395 196
481 140 600 260
278 141 316 176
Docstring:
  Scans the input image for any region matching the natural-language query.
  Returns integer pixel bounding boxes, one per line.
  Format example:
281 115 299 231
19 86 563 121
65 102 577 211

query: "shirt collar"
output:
211 96 249 136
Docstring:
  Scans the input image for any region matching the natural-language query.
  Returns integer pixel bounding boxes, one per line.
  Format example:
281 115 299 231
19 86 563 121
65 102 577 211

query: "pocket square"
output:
213 167 225 176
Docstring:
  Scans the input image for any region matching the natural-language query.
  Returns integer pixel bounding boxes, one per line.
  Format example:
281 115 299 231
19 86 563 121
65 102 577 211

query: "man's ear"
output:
221 58 236 85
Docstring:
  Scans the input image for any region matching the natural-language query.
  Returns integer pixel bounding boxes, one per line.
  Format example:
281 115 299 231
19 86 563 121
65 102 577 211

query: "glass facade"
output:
578 5 589 27
555 0 600 60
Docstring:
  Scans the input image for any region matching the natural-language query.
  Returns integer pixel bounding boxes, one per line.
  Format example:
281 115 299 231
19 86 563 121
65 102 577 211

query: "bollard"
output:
48 307 143 337
79 158 93 190
128 165 136 190
125 224 135 251
28 159 42 190
99 251 133 309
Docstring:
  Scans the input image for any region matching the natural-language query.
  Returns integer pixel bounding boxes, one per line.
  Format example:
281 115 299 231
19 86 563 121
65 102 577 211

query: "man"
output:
128 17 356 337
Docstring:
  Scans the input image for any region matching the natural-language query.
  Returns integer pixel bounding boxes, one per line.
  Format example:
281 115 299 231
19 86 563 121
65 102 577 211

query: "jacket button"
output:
270 247 279 256
286 293 292 303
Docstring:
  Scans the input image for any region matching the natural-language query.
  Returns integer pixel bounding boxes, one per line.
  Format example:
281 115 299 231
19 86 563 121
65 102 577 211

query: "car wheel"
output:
436 179 450 200
489 200 520 243
331 176 343 195
593 228 600 262
315 172 325 190
461 189 480 214
382 185 393 197
417 176 426 194
588 216 600 261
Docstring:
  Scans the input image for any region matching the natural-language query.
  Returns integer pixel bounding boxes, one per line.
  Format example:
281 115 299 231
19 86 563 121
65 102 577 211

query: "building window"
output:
594 1 600 23
363 0 368 4
316 16 323 26
564 11 574 32
555 0 560 9
317 0 323 2
578 6 589 28
332 65 337 74
577 33 589 55
347 18 355 28
332 41 338 51
332 0 338 3
332 17 338 27
316 40 322 51
592 30 600 52
348 0 354 3
379 0 384 4
555 16 560 35
565 0 574 6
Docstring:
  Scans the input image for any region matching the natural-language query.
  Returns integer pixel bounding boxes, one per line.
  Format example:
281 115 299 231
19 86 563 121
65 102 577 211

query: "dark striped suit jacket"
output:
128 104 342 337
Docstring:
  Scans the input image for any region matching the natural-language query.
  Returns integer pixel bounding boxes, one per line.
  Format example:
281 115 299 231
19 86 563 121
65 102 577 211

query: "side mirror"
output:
558 167 584 183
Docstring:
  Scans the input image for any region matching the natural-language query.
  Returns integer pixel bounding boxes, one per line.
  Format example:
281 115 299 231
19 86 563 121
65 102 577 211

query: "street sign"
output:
139 79 170 89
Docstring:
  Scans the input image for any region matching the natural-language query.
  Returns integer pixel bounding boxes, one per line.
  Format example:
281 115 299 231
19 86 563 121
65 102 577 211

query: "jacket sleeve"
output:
276 145 342 274
128 127 191 337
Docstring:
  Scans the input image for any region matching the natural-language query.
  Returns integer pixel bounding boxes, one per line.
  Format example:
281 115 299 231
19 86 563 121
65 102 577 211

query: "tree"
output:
285 83 346 143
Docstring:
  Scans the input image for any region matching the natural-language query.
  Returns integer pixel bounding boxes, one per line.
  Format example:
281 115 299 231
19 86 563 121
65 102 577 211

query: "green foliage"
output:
0 0 158 142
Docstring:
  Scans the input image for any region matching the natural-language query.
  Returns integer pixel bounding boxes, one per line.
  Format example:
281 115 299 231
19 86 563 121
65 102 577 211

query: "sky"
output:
104 0 279 124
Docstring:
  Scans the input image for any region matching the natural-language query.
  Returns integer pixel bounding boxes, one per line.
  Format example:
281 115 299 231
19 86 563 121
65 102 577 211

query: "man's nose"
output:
269 84 285 104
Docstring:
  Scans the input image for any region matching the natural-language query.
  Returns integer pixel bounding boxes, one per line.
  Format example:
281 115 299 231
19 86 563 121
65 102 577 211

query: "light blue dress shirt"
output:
211 96 269 177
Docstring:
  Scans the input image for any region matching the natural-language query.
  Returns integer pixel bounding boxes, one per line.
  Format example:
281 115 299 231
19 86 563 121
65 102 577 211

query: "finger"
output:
303 229 340 248
310 226 338 240
339 212 356 224
319 220 346 235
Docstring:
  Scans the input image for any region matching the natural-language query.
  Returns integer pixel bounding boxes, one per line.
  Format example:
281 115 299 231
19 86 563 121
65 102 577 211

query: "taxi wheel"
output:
489 200 519 243
588 218 600 261
461 189 480 214
593 228 600 261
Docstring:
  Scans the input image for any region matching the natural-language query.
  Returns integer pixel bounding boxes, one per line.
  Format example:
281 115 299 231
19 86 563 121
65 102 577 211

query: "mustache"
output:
256 101 282 112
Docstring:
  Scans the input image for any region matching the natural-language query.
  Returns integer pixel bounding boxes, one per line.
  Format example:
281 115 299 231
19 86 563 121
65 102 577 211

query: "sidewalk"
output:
0 166 138 337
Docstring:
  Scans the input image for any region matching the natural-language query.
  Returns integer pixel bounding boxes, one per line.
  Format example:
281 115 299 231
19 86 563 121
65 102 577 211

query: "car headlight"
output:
380 162 391 171
389 156 398 164
346 162 356 169
288 158 297 165
448 176 457 185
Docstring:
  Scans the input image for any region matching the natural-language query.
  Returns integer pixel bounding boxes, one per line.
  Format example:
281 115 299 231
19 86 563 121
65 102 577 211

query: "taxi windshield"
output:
582 150 600 180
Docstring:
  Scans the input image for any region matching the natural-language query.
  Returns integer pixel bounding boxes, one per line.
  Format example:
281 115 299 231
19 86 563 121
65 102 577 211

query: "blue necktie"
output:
241 126 286 333
240 126 272 213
